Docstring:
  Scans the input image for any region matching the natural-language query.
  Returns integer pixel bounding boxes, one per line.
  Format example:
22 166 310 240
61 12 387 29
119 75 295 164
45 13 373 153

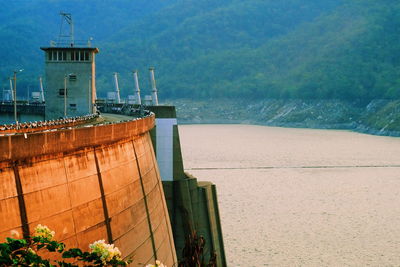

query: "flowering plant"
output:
0 225 130 266
89 239 123 264
34 224 56 240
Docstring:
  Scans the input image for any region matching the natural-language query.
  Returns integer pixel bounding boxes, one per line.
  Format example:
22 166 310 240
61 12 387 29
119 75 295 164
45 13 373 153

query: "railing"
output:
50 39 94 48
96 103 152 117
0 114 99 134
0 113 155 161
0 101 154 134
0 102 45 115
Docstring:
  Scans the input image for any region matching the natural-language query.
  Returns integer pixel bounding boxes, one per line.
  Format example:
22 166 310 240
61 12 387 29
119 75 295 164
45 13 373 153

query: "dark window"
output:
53 51 57 60
59 88 67 96
85 51 89 61
62 51 67 60
69 74 77 81
80 51 84 61
48 51 53 61
71 51 75 61
58 51 62 61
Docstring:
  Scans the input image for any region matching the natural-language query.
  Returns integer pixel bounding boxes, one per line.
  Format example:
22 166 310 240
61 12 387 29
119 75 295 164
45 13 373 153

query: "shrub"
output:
0 225 130 266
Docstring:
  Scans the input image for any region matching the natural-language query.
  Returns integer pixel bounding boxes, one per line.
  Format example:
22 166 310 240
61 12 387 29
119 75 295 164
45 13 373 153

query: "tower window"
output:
72 51 78 61
59 88 67 96
75 51 80 61
69 74 77 81
66 50 90 61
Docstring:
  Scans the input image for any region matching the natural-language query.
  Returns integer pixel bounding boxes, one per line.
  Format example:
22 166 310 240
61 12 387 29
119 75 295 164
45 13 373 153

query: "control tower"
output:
41 13 99 120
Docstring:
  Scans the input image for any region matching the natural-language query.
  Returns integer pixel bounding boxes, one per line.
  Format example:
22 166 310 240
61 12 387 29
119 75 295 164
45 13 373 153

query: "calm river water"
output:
179 124 400 267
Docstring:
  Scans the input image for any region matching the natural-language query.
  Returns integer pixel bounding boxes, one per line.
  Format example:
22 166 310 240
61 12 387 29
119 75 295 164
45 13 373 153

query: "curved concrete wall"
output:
0 115 177 267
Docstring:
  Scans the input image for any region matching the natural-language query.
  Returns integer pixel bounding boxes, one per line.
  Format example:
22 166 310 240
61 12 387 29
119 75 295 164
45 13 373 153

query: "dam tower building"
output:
41 13 99 120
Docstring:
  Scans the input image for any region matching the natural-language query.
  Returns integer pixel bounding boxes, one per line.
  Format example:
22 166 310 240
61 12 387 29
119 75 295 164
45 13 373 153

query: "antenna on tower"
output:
58 12 74 46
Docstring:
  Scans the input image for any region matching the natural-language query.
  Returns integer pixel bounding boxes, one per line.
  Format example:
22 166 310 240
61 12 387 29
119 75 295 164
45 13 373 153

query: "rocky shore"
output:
166 99 400 137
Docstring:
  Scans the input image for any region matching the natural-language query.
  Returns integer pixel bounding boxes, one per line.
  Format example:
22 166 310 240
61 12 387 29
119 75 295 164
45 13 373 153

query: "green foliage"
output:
1 0 400 100
0 229 129 267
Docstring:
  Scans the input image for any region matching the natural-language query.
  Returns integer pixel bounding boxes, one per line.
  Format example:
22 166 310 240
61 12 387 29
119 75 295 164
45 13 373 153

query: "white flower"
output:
10 230 20 239
89 239 123 263
33 224 55 240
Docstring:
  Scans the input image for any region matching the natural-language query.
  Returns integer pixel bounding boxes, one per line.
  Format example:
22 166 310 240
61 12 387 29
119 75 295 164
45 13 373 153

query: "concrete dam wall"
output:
0 115 177 266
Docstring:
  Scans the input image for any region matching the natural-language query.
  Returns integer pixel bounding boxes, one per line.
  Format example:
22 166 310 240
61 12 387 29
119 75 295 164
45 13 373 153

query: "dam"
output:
0 16 226 267
0 113 178 266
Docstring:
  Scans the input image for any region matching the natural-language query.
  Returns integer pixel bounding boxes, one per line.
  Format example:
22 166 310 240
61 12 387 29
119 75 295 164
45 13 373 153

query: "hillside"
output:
99 0 342 98
1 0 399 101
171 98 400 137
0 0 177 96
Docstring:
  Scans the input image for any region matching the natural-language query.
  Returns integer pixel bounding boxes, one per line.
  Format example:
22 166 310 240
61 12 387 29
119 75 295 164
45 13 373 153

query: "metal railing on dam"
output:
0 102 45 115
0 113 99 133
0 113 154 161
0 112 177 267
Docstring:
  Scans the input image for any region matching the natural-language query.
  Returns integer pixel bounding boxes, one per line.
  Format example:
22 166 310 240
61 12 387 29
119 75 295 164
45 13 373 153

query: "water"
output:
179 124 400 267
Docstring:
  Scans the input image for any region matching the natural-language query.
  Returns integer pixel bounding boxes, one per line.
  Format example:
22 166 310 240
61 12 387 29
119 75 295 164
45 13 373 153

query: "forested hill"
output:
1 0 399 101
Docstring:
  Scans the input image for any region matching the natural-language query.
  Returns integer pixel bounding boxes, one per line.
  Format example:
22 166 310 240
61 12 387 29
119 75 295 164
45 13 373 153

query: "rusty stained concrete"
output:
0 114 154 161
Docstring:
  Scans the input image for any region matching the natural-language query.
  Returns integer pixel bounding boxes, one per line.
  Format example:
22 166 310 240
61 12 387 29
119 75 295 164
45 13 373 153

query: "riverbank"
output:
167 99 400 137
